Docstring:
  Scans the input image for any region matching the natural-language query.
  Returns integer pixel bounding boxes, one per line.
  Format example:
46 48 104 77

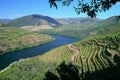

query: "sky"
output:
0 0 120 19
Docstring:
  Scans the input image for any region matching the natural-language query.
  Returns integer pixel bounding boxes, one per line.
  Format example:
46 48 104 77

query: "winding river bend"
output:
0 35 78 70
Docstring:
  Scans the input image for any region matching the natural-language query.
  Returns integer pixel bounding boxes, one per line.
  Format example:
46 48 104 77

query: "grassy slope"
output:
0 24 120 80
0 27 54 55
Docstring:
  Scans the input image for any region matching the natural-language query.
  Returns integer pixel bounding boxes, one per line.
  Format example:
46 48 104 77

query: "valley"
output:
0 35 77 70
0 14 120 80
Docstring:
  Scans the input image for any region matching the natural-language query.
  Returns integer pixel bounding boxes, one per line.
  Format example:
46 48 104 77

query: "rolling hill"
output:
39 16 120 39
7 14 61 28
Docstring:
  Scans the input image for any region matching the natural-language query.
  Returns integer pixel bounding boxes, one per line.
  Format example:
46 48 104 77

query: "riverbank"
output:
0 27 54 55
0 35 78 70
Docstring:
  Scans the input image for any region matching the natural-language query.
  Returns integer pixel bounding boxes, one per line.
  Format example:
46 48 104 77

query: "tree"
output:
49 0 120 17
44 61 81 80
43 71 59 80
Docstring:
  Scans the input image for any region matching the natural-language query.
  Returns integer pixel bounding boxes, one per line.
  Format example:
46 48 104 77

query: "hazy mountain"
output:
0 19 11 23
56 17 101 26
7 14 61 28
7 15 102 28
0 19 11 27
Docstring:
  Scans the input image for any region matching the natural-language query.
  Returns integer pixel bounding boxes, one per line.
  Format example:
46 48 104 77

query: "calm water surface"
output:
0 35 78 70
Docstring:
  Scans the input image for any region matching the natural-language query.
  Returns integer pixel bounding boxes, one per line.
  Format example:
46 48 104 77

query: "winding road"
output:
68 44 80 62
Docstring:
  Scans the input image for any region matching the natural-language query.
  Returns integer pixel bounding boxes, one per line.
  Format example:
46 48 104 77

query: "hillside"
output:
0 27 54 55
7 14 61 28
0 17 120 80
56 17 101 26
39 16 120 39
93 16 120 32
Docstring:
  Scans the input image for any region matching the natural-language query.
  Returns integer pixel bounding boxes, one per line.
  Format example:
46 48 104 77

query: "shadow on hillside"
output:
113 54 120 65
85 65 120 80
43 61 81 80
43 61 120 80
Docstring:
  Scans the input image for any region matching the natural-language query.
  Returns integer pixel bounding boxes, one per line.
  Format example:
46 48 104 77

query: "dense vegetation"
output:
49 0 120 18
0 22 120 79
73 32 120 80
0 27 54 55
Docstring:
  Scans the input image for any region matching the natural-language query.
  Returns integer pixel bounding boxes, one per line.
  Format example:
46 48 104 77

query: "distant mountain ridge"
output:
0 19 11 23
56 17 101 25
6 14 102 28
6 14 119 30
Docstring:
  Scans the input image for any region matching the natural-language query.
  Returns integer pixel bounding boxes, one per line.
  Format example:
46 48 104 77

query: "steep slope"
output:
7 14 61 28
94 16 120 30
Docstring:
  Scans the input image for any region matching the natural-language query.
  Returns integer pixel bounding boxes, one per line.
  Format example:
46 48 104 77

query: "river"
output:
0 35 78 70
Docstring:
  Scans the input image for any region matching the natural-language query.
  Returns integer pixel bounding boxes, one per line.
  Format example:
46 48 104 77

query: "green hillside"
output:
38 16 120 39
7 14 61 27
92 16 120 33
0 19 120 80
0 27 54 55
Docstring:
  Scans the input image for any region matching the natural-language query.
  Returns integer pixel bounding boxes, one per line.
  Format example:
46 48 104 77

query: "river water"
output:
0 35 78 70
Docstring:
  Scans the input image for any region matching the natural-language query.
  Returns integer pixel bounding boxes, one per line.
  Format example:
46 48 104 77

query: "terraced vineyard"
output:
0 27 54 55
73 32 120 80
0 27 120 80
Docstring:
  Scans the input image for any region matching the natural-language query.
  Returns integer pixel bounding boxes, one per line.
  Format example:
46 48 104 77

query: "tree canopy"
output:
49 0 120 17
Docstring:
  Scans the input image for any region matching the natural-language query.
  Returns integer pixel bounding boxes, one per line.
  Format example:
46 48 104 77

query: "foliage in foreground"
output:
49 0 120 18
44 61 80 80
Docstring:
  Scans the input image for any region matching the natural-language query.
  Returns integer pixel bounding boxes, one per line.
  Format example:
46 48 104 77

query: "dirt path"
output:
94 39 108 46
68 44 80 62
107 48 120 59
